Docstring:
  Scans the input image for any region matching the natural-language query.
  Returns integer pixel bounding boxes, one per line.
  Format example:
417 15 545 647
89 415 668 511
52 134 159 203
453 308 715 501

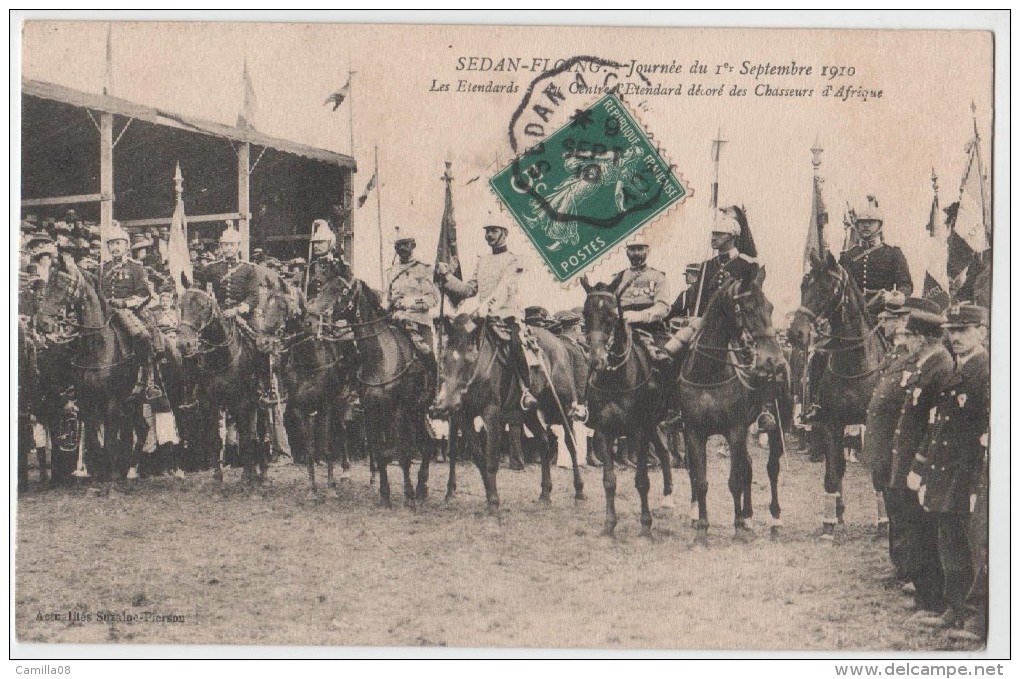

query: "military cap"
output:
881 296 935 320
188 237 203 251
554 309 582 327
25 231 54 250
942 303 988 328
905 310 945 338
52 220 72 235
30 240 58 260
626 236 650 249
524 306 551 324
394 236 416 248
685 262 702 275
130 232 153 251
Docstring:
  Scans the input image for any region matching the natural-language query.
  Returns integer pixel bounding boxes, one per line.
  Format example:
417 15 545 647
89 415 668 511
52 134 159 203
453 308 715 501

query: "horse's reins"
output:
584 291 655 396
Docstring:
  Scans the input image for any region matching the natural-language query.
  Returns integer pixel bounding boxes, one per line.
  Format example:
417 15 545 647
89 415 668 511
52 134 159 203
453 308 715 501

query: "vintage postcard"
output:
13 16 1004 661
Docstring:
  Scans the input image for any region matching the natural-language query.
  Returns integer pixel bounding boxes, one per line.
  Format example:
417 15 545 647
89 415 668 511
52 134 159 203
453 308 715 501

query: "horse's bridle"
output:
586 290 634 372
795 266 849 329
178 288 237 357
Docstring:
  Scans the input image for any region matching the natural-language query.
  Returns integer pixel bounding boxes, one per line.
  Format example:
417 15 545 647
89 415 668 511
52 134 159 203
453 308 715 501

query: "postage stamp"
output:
491 93 687 282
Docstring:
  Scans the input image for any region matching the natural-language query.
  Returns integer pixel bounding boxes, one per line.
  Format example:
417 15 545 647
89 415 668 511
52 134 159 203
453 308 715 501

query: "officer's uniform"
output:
616 264 671 329
385 257 439 356
910 315 989 626
888 341 955 611
692 249 757 317
100 250 157 398
307 252 345 302
839 241 913 310
195 258 260 318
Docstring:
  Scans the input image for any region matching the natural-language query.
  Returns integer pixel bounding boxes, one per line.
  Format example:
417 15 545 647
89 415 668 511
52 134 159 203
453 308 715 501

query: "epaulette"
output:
737 253 756 262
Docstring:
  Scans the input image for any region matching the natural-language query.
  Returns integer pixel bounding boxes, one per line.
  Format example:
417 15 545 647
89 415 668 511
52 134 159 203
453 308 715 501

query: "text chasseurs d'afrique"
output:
428 57 882 103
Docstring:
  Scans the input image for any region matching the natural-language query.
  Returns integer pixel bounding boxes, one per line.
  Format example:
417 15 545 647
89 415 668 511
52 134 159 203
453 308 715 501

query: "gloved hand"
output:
236 303 250 315
884 289 906 307
623 310 647 324
110 299 126 309
906 470 923 491
391 298 406 310
435 263 450 276
223 307 238 319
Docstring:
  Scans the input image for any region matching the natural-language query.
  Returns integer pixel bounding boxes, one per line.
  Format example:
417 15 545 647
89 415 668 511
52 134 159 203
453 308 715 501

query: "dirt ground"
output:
15 436 984 652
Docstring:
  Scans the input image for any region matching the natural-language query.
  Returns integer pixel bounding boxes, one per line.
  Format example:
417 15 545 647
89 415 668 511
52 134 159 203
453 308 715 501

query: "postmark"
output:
491 92 687 282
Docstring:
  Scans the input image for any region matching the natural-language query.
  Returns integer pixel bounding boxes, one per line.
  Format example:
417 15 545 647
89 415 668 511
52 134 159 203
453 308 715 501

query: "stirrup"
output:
520 389 538 411
145 384 164 401
568 403 589 423
801 404 822 423
260 391 280 407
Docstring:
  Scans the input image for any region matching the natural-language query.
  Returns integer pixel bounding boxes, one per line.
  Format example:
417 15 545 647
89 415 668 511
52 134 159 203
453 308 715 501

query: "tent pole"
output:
100 112 114 259
238 141 251 260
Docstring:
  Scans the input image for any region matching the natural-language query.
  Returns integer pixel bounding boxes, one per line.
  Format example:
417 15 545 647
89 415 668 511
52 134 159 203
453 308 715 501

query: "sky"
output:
20 21 993 323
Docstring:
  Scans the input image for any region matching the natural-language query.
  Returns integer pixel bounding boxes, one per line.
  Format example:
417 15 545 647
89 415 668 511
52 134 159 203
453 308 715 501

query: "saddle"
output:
633 327 672 364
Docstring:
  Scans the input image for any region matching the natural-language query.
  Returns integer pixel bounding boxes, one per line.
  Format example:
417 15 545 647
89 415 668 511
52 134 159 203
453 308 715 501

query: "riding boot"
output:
259 357 280 407
509 325 538 411
145 357 164 402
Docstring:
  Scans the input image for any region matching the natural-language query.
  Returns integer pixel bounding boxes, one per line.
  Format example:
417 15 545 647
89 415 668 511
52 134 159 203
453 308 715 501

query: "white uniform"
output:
444 248 525 319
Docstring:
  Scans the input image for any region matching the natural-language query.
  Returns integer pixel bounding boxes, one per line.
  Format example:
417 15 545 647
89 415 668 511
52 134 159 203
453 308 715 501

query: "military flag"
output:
357 172 377 208
167 162 193 295
922 170 951 310
325 78 351 111
237 57 259 130
802 144 829 273
435 162 462 309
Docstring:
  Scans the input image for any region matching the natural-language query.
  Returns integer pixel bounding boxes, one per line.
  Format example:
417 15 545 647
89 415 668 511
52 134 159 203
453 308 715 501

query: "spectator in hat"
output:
909 304 989 639
886 301 954 614
669 262 703 321
523 306 554 330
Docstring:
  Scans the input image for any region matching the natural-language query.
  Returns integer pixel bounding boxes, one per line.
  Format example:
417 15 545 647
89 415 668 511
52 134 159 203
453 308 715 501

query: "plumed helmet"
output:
854 195 883 224
219 222 243 244
310 219 336 248
711 210 741 236
105 220 130 243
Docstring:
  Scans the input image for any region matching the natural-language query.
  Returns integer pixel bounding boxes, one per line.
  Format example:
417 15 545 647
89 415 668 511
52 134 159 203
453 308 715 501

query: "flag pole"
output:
346 69 356 258
374 145 384 290
693 130 726 318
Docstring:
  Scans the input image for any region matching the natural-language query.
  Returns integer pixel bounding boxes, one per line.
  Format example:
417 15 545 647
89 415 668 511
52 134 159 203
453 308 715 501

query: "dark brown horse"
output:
788 252 885 536
260 285 353 499
677 265 787 538
177 287 265 487
433 313 587 511
33 268 149 490
323 275 436 508
579 279 675 537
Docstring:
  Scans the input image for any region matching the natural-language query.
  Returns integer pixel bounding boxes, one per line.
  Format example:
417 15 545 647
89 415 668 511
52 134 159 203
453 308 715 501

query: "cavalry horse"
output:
677 265 787 538
33 268 151 490
177 286 266 487
259 284 353 499
580 278 676 537
788 252 885 536
433 312 586 511
322 274 436 508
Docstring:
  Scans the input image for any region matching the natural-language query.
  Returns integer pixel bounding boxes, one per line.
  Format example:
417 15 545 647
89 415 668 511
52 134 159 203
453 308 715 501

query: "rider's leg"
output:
507 319 537 410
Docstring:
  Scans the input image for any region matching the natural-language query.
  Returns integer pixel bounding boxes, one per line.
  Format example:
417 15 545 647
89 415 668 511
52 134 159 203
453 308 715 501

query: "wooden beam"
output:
100 112 114 246
237 141 251 260
119 212 245 228
21 193 106 208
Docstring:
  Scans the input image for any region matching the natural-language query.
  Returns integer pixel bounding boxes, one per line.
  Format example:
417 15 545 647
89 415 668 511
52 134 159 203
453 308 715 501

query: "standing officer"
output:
668 263 703 321
99 221 161 401
436 223 536 410
887 303 954 614
385 231 440 378
909 304 989 635
839 194 913 318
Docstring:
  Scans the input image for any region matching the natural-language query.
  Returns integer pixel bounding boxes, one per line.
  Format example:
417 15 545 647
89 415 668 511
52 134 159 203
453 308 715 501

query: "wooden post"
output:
100 112 114 261
238 141 251 260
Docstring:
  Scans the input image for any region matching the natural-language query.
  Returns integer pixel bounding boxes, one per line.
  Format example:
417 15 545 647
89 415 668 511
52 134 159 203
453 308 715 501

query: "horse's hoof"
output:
306 490 320 502
537 494 551 504
574 492 586 502
509 462 525 471
602 525 617 538
733 526 754 543
174 469 186 481
770 524 782 539
126 467 139 481
404 498 417 511
692 532 709 548
212 469 223 483
874 522 890 541
640 526 653 539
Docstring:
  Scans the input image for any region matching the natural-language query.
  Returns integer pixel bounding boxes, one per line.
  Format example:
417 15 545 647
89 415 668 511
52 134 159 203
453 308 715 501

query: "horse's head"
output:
580 275 624 371
789 251 843 350
432 313 482 417
34 270 82 335
708 264 784 380
177 288 219 358
256 288 298 353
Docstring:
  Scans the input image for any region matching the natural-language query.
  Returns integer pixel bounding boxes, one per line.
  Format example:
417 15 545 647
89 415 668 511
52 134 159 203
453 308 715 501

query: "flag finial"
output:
174 162 183 197
811 138 823 169
931 166 938 194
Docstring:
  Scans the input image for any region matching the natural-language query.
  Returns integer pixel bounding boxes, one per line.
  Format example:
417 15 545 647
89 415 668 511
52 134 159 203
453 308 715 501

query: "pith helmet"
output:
310 219 336 248
105 220 130 243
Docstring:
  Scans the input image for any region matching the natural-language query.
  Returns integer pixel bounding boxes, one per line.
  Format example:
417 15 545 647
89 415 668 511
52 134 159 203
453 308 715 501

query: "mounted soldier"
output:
385 230 440 380
98 221 162 402
305 219 346 303
195 222 276 405
839 194 913 319
668 262 702 321
436 223 537 410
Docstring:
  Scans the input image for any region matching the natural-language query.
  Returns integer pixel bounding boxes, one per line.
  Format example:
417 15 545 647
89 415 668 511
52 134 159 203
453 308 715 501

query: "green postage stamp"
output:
491 93 686 282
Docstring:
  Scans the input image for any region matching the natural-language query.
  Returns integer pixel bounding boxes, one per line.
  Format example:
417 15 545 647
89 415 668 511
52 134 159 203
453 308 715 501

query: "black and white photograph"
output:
10 12 1007 665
